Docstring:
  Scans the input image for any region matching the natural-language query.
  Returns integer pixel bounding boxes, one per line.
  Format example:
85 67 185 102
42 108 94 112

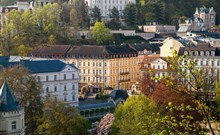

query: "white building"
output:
0 82 25 135
84 0 136 19
0 59 79 107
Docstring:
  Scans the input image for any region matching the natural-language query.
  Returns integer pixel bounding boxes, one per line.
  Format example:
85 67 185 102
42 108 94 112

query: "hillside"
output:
138 0 220 25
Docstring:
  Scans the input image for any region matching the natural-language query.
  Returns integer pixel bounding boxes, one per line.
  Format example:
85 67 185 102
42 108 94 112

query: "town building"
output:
29 44 159 91
160 37 185 57
0 59 79 107
140 24 176 33
178 6 216 36
0 82 25 135
84 0 135 20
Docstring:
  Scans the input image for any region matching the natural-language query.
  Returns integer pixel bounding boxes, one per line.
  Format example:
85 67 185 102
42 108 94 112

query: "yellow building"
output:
66 45 138 91
29 44 159 92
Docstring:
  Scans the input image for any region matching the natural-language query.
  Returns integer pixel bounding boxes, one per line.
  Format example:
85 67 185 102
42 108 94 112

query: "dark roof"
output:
129 44 154 51
0 60 76 73
29 45 71 58
109 89 128 101
0 82 20 112
78 102 114 110
67 45 137 57
184 42 216 51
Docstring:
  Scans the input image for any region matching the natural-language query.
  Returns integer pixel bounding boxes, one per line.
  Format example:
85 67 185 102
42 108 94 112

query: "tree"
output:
163 51 218 134
34 3 61 38
91 21 113 45
70 8 79 30
123 3 137 28
111 95 203 134
111 96 162 135
36 99 89 135
90 6 102 24
108 7 120 29
0 65 43 134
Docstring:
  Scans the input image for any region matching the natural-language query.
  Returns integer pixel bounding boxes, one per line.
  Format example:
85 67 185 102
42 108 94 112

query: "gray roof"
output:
0 59 77 73
109 89 128 101
0 82 20 112
78 102 114 110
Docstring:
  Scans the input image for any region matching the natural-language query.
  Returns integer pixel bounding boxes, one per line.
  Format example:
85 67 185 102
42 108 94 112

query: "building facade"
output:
84 0 135 19
0 59 79 107
178 6 216 35
0 82 25 135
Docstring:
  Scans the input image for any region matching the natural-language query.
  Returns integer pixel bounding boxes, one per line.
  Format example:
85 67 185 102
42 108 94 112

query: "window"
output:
88 70 90 74
88 62 90 66
54 75 57 81
46 75 49 81
93 70 95 74
218 61 220 66
46 87 49 92
93 62 95 66
64 74 66 80
72 84 75 90
163 65 165 69
99 62 102 66
212 61 214 66
206 61 209 66
54 86 57 92
12 121 16 130
64 96 67 102
105 70 107 74
72 95 75 101
88 77 90 81
83 69 85 74
83 62 85 66
64 85 66 91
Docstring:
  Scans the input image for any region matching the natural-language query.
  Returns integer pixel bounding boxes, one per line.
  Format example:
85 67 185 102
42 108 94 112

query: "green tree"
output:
36 99 89 135
34 3 61 38
111 96 162 135
112 95 202 134
108 7 120 29
90 6 102 24
123 3 137 28
91 21 113 45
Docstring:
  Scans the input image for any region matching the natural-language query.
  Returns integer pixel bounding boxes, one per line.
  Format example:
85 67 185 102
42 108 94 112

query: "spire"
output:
0 82 20 112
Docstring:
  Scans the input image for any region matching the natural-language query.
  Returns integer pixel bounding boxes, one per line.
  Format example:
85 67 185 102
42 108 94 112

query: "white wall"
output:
33 65 79 107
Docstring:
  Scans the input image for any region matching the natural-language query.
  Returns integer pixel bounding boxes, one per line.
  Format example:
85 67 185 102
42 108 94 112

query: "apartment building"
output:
84 0 135 19
0 59 79 107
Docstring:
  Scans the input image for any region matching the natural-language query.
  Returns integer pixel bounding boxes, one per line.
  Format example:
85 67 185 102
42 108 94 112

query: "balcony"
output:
119 72 129 75
119 79 130 83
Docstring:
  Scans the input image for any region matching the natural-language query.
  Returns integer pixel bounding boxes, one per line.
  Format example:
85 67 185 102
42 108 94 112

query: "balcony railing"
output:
119 79 130 83
120 72 129 75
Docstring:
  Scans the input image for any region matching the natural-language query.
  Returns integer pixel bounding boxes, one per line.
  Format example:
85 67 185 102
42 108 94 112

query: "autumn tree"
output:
163 51 218 134
36 99 89 135
91 21 113 45
0 65 43 134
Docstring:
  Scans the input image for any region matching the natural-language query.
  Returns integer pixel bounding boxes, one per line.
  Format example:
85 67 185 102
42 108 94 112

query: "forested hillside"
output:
138 0 220 25
1 0 219 25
